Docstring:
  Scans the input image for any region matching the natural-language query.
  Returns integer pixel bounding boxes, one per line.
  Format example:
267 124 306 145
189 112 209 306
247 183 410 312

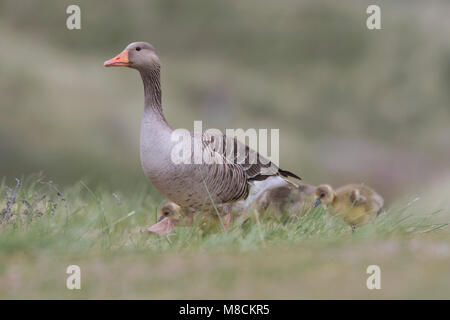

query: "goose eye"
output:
136 47 141 51
163 211 170 216
320 193 326 198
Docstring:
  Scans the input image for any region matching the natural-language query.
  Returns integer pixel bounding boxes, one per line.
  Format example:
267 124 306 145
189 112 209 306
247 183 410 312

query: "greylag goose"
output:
104 42 301 235
312 183 384 227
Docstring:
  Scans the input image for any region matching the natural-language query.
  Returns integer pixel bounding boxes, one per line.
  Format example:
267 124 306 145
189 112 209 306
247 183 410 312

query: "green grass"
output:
0 175 449 299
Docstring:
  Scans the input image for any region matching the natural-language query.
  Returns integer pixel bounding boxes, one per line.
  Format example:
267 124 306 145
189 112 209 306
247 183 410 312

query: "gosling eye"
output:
320 193 326 198
163 210 170 216
136 47 142 51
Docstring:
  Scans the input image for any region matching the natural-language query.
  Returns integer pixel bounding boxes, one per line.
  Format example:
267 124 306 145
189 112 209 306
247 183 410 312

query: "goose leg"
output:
222 213 232 232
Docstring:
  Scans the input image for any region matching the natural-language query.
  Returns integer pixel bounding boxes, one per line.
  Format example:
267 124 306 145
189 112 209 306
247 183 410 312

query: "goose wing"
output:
200 132 301 203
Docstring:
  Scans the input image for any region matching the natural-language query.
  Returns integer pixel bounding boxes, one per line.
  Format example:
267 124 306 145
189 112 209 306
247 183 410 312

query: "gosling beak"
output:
104 50 130 67
312 198 321 208
157 216 165 222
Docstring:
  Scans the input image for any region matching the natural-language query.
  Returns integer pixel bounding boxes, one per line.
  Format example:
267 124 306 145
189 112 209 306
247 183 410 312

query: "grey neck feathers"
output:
139 66 167 123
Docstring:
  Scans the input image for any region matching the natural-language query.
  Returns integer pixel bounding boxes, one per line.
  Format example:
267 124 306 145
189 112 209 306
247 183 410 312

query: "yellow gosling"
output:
312 184 384 227
148 202 231 235
146 202 183 235
159 202 182 220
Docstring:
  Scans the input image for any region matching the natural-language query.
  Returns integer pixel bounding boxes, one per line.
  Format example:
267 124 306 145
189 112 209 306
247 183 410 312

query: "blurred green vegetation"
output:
0 175 448 299
1 0 450 203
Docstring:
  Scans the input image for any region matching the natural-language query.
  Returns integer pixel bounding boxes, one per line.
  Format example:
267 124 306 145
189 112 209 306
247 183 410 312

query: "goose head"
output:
104 42 160 70
312 184 335 208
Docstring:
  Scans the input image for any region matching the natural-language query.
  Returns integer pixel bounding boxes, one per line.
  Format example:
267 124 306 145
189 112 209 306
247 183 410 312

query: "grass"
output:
0 175 449 299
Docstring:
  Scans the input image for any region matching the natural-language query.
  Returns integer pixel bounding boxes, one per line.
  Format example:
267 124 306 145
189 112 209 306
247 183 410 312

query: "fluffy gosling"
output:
146 202 183 235
312 183 384 227
254 183 317 219
147 202 231 235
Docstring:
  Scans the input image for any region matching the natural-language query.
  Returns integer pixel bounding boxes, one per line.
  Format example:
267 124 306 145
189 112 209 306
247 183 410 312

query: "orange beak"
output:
104 50 129 67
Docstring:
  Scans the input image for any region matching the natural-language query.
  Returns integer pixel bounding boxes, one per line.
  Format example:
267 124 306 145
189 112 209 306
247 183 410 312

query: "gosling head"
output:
104 42 160 71
158 202 182 222
312 184 335 208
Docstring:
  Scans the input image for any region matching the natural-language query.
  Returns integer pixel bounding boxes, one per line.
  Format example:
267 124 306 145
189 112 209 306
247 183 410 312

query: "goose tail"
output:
279 169 302 181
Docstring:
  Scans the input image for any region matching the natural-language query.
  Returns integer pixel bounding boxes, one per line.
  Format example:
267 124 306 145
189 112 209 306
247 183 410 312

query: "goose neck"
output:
139 67 166 123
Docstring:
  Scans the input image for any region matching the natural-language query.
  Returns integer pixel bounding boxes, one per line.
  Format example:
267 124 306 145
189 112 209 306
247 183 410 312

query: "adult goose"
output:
104 42 301 234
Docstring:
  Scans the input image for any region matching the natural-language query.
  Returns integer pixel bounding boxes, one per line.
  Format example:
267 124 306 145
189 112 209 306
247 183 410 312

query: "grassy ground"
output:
0 175 449 299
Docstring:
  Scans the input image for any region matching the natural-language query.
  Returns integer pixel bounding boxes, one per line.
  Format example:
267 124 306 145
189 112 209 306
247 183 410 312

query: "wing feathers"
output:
201 131 301 203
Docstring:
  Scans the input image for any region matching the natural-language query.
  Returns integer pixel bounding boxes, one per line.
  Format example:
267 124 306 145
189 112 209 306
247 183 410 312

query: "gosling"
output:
148 202 231 235
146 202 183 235
312 183 384 227
255 183 316 219
159 202 182 221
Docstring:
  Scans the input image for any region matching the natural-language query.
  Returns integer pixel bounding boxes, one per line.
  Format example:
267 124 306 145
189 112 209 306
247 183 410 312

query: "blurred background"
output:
1 0 449 204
